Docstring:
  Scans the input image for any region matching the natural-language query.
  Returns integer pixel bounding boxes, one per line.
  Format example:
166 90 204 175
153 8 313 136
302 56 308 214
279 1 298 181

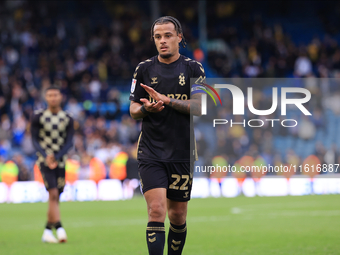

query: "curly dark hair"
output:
150 16 187 48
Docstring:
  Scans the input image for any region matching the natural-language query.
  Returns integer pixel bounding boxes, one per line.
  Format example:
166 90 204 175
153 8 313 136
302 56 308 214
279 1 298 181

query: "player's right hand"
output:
48 161 58 169
140 98 165 113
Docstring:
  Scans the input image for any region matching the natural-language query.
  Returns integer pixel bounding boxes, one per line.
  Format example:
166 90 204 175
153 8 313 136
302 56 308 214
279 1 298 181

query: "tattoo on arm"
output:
168 93 202 116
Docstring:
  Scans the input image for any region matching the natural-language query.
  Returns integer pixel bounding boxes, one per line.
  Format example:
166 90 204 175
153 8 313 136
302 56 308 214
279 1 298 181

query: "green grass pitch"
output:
1 195 339 255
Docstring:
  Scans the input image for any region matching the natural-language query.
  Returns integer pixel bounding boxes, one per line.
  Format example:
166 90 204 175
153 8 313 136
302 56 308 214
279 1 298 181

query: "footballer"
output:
31 87 74 243
129 16 205 255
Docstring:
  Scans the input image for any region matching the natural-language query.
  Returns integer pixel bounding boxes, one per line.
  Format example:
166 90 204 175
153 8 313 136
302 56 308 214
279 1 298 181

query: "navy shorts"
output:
138 159 193 202
39 163 65 194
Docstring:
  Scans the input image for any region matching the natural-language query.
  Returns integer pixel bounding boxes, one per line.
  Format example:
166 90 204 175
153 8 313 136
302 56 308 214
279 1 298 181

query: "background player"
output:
31 86 74 243
129 16 205 255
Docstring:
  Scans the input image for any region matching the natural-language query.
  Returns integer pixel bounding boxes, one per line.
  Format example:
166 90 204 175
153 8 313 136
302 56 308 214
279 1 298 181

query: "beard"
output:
159 52 173 59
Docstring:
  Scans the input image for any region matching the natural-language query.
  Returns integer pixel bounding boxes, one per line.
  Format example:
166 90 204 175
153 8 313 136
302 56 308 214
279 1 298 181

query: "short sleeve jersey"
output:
129 55 205 162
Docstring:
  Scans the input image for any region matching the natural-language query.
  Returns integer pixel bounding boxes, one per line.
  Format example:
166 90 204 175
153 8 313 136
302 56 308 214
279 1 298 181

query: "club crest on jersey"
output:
151 77 158 84
131 79 137 93
179 73 185 86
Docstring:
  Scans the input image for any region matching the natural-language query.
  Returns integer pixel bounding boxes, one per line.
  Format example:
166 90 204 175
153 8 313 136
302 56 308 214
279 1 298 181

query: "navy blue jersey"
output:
129 55 205 162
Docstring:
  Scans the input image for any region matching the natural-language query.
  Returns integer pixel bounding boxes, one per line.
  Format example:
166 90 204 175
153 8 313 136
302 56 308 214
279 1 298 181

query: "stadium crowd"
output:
0 0 339 181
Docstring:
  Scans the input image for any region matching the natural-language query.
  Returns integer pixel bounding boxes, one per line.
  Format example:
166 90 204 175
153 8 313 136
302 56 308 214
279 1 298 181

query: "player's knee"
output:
148 202 166 221
49 189 59 202
168 208 186 225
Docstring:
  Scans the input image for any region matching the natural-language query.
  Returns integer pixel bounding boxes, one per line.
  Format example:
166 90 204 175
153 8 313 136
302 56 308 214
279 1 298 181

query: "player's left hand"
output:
140 83 170 105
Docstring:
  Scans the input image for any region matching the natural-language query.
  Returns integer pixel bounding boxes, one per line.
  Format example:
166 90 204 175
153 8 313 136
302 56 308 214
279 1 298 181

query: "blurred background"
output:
0 0 340 201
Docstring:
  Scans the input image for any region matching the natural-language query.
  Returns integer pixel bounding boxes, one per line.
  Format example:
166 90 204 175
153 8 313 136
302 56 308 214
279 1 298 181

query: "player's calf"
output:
144 188 167 254
167 222 187 255
146 221 165 255
167 202 188 254
146 204 166 254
